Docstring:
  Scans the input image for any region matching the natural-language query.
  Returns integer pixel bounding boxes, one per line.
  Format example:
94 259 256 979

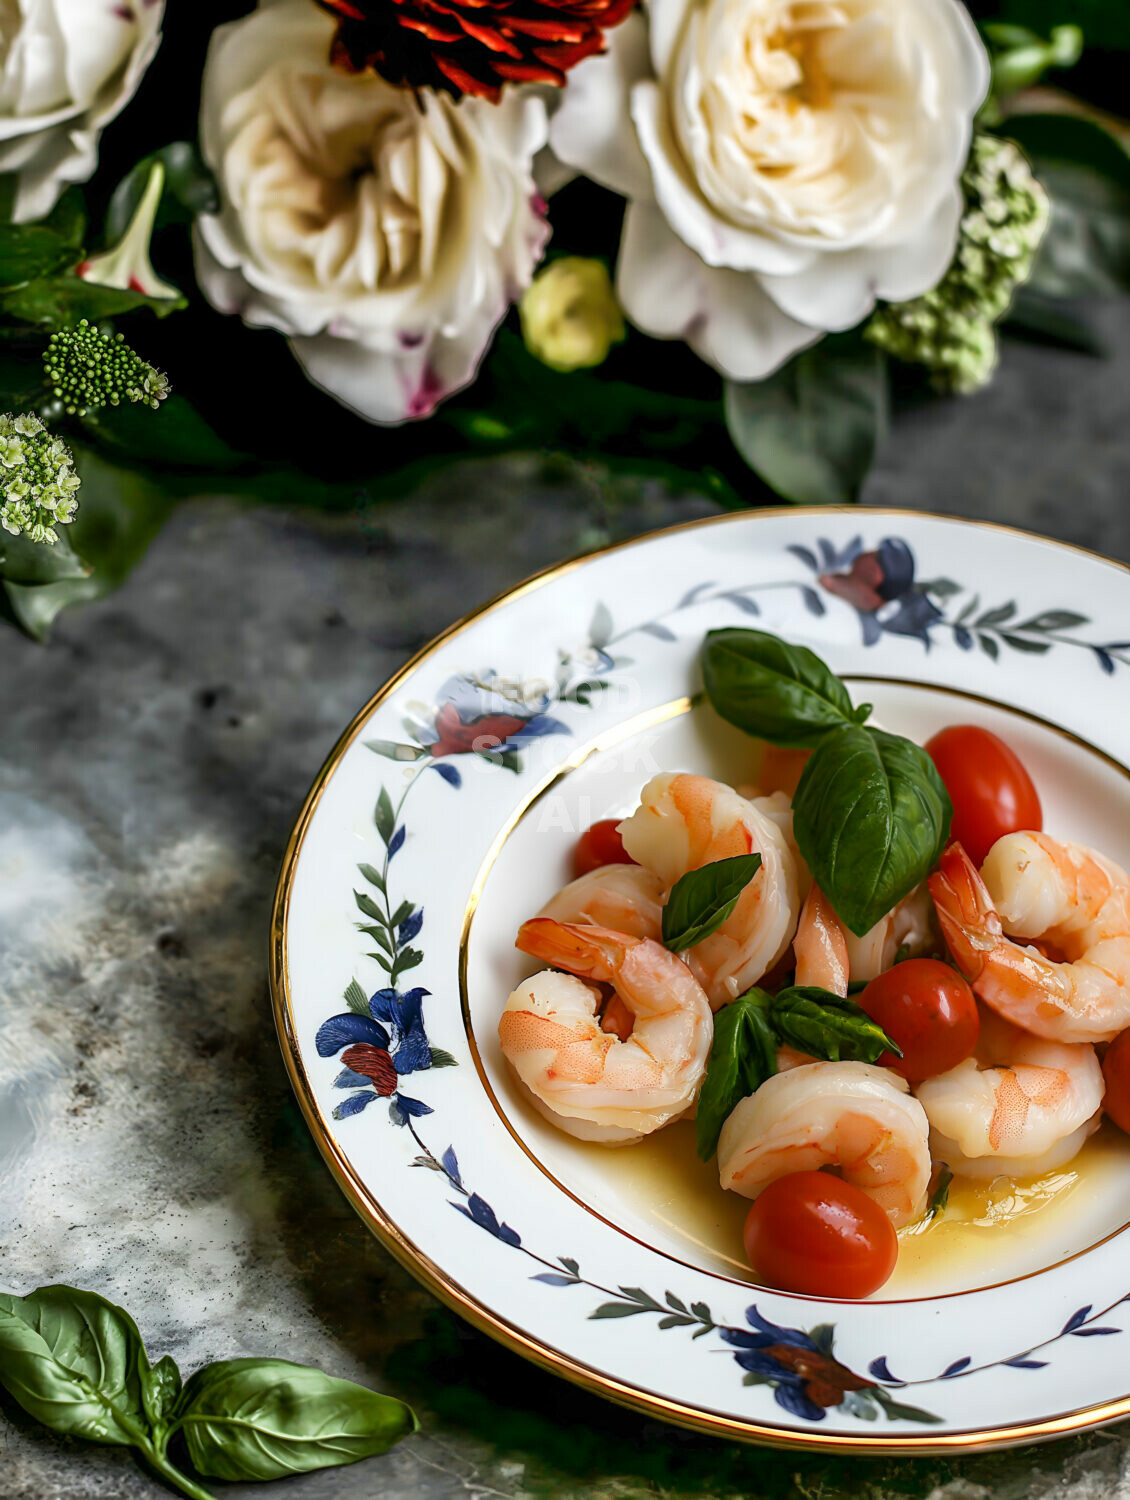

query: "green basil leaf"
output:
793 725 952 937
702 627 861 748
0 1286 153 1446
927 1163 953 1221
769 986 901 1063
696 989 778 1160
143 1354 183 1434
723 332 887 505
174 1358 416 1481
662 852 762 952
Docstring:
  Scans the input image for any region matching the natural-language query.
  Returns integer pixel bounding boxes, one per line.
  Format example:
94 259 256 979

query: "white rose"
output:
550 0 990 380
0 0 164 222
194 0 550 425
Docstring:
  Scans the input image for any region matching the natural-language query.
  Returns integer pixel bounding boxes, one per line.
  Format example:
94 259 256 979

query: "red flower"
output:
315 0 634 103
428 702 530 758
342 1043 398 1095
819 551 886 614
761 1344 874 1411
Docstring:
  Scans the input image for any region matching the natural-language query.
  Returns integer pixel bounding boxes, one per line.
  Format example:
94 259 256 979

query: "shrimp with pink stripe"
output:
930 834 1130 1044
915 1010 1104 1178
617 773 801 1008
498 919 713 1144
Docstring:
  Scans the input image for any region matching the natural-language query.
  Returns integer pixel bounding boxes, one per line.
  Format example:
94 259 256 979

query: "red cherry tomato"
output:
857 958 980 1082
1102 1030 1130 1135
573 819 635 878
925 724 1042 867
743 1172 897 1299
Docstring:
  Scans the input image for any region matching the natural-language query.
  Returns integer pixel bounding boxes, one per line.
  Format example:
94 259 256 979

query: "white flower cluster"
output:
0 415 81 546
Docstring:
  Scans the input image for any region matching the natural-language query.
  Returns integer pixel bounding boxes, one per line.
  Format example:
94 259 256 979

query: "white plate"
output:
271 509 1130 1454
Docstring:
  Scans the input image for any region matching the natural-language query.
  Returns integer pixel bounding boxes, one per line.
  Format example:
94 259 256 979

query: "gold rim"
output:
269 507 1130 1454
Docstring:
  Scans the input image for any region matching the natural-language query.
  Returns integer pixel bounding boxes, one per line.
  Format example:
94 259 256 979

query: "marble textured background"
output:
3 305 1130 1500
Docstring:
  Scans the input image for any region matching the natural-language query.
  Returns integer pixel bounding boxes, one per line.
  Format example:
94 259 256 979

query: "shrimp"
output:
915 1010 1104 1179
537 864 665 941
930 837 1130 1044
844 882 940 983
536 865 666 1041
717 1061 931 1227
500 919 713 1144
793 885 849 995
617 773 801 1008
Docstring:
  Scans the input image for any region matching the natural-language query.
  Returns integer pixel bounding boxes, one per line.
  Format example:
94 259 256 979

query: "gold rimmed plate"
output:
271 509 1130 1453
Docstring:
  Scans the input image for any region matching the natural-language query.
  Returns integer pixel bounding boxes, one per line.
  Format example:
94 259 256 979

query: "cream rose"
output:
194 0 550 425
550 0 990 379
0 0 164 222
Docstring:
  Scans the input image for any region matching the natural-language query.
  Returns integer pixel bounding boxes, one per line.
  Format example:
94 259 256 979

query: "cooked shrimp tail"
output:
502 919 713 1144
793 885 849 996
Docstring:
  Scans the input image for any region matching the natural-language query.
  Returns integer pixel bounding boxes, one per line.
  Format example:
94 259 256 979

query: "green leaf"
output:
1005 290 1108 356
344 979 370 1016
0 273 186 329
0 222 78 289
769 986 901 1063
375 788 395 844
428 1048 458 1068
391 947 423 978
662 853 763 953
357 862 386 893
1004 115 1130 299
0 527 89 586
702 627 860 749
928 1163 953 1220
143 1354 183 1433
354 891 386 923
104 143 219 244
173 1358 416 1482
358 924 394 956
79 396 249 473
792 725 952 937
724 333 887 505
366 739 427 762
982 22 1082 96
695 990 778 1160
871 1386 945 1425
589 1302 649 1320
0 1286 152 1446
390 900 414 928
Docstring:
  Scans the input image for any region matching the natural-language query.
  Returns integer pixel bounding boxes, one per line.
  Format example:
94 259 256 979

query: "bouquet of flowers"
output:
0 0 1125 637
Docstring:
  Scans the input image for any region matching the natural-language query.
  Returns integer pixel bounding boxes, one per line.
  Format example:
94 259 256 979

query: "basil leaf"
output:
770 986 902 1063
695 990 778 1160
174 1358 417 1481
0 1286 153 1446
927 1163 953 1221
792 724 952 937
702 628 862 748
662 852 762 952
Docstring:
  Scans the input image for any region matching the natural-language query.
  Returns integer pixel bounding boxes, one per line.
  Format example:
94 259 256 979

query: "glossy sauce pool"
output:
571 1118 1130 1299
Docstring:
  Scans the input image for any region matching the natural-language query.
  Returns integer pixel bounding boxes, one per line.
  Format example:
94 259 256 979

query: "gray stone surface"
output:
2 308 1130 1500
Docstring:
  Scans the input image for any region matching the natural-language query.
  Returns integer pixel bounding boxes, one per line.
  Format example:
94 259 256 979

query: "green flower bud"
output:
866 133 1049 394
0 412 80 546
520 257 625 373
43 320 171 415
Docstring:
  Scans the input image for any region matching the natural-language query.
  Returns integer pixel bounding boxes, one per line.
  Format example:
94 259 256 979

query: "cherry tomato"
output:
925 724 1042 867
743 1172 897 1299
573 818 635 878
1102 1029 1130 1135
857 958 979 1082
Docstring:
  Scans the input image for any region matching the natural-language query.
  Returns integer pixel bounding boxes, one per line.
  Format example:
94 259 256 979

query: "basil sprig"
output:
702 628 869 747
701 626 952 936
695 985 901 1159
661 852 762 951
0 1284 416 1500
792 726 952 937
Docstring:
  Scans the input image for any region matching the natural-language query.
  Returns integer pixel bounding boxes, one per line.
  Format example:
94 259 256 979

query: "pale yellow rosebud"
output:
520 257 625 373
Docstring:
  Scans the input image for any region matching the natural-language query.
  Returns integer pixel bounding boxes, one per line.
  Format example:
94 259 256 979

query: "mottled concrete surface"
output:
2 309 1130 1500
